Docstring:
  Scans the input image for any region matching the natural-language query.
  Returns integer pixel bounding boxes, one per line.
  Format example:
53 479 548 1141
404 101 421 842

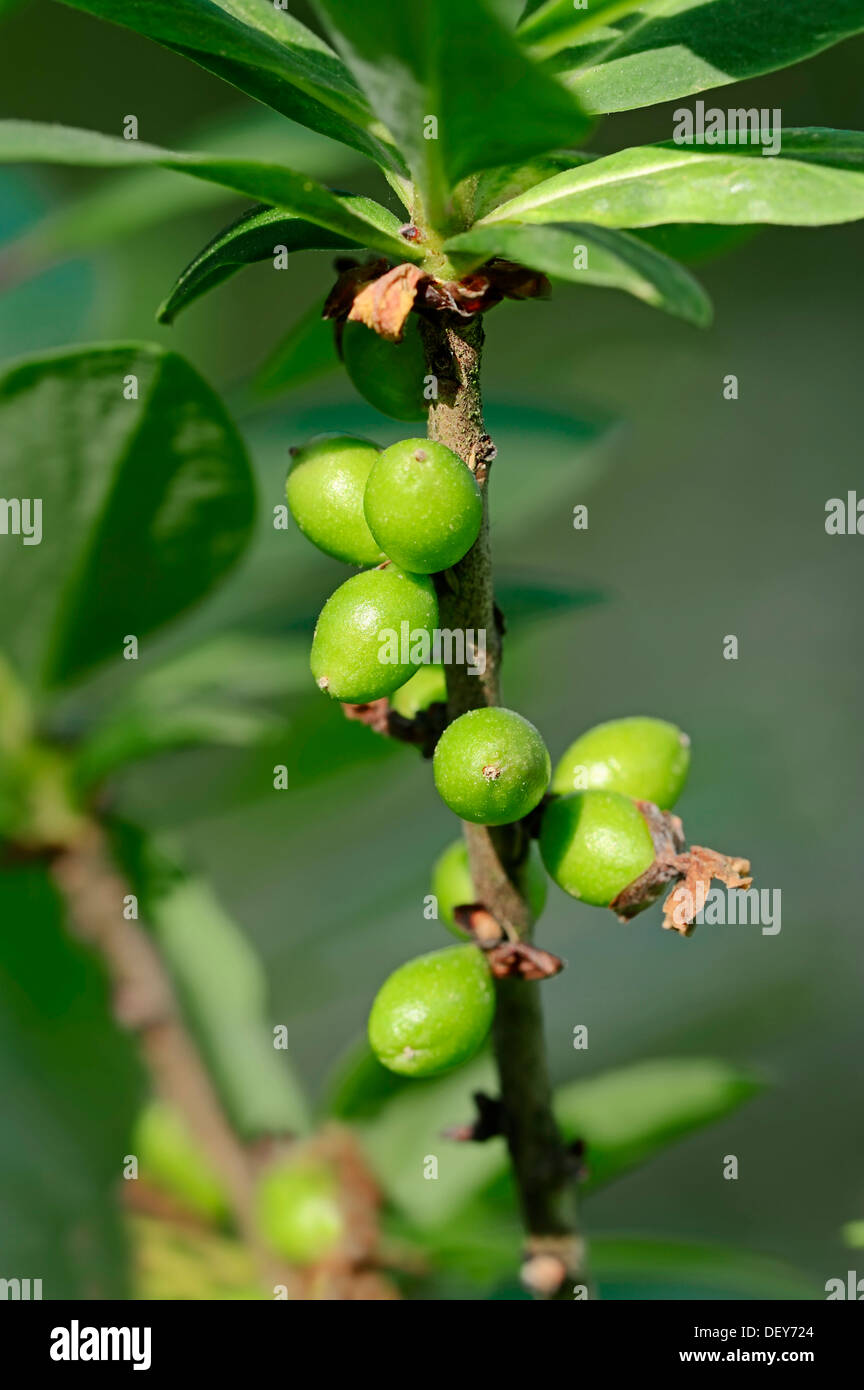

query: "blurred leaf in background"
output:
0 865 142 1297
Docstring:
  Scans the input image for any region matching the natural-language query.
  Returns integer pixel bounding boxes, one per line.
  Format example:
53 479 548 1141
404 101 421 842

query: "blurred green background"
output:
1 0 862 1297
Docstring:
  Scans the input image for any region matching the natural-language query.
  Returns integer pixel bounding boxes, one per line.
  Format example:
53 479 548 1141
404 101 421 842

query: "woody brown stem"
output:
49 822 285 1287
419 310 591 1299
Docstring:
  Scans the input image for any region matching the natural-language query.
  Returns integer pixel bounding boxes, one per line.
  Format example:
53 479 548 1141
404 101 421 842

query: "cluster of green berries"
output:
286 433 482 703
369 715 691 1080
285 417 694 1087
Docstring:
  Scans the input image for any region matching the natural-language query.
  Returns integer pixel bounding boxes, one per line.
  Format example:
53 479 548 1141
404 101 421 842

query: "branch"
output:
49 822 283 1286
418 310 592 1300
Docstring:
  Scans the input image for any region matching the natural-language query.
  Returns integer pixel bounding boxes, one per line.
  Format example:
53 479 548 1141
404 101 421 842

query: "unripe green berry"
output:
368 944 495 1077
552 716 691 809
432 838 548 938
286 433 384 566
311 565 438 703
364 438 482 574
433 707 551 826
342 318 427 422
255 1159 344 1264
134 1101 229 1222
539 789 655 907
390 664 447 718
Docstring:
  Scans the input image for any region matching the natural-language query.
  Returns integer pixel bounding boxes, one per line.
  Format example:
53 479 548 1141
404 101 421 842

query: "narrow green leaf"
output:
59 0 403 170
445 220 712 325
253 298 339 398
554 1058 762 1192
0 344 255 691
0 121 418 259
110 824 310 1139
73 633 310 786
158 202 358 324
471 151 593 221
0 865 142 1296
592 1237 819 1301
2 110 368 284
314 0 589 217
519 0 650 55
549 0 864 115
481 131 864 228
353 1052 758 1228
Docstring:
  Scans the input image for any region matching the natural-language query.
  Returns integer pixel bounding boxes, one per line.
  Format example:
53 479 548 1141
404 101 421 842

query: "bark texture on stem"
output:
419 311 590 1298
50 823 282 1284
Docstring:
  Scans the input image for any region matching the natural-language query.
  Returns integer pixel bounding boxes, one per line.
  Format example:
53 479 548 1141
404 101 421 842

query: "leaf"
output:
553 1057 762 1192
471 151 593 221
481 131 864 228
110 824 310 1140
73 633 310 787
158 202 356 324
0 344 255 691
58 0 403 170
548 0 864 114
313 0 589 218
3 110 368 285
0 121 417 259
0 863 142 1296
592 1237 819 1301
253 298 339 398
518 0 649 55
445 220 712 325
349 1051 758 1228
495 570 606 623
633 222 757 265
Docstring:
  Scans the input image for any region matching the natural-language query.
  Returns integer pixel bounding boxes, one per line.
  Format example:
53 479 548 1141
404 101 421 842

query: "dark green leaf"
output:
554 1057 762 1192
634 222 757 265
471 151 593 221
495 570 606 623
314 0 589 218
481 131 864 227
549 0 864 114
0 344 255 691
0 864 142 1296
352 1051 758 1227
3 111 368 285
518 0 648 55
110 824 310 1139
73 633 310 786
446 220 712 324
593 1237 819 1301
0 121 417 259
253 298 339 398
59 0 403 169
158 201 357 324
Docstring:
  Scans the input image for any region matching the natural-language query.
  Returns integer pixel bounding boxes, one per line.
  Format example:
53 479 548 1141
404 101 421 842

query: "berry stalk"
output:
418 313 591 1299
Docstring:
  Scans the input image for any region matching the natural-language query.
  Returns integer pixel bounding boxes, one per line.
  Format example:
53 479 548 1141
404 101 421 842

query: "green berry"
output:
433 707 551 826
134 1101 229 1222
368 944 495 1078
364 438 482 574
255 1159 344 1264
390 663 448 718
552 716 691 810
286 433 384 566
539 790 655 907
342 317 428 422
432 838 548 938
311 565 438 703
